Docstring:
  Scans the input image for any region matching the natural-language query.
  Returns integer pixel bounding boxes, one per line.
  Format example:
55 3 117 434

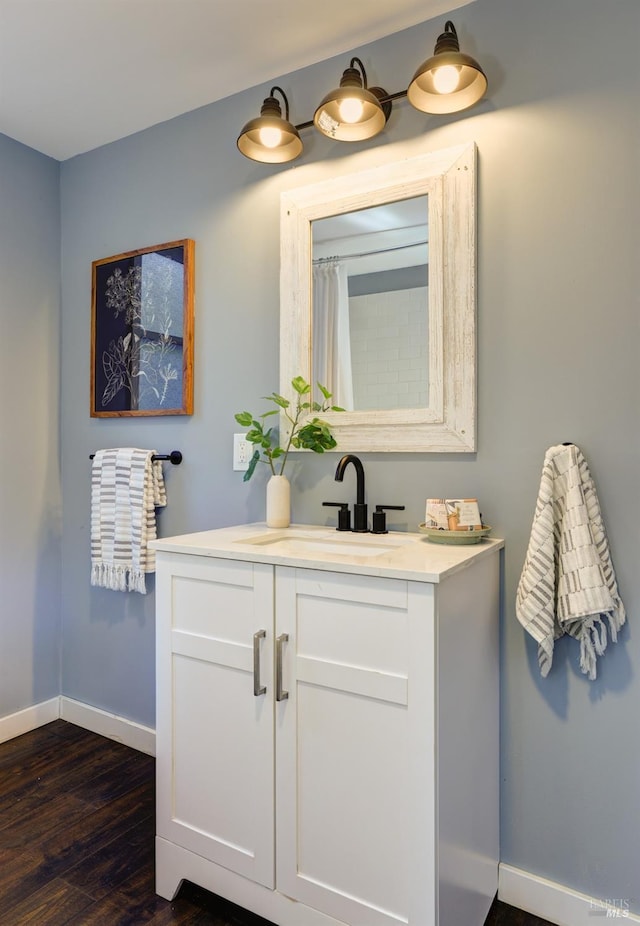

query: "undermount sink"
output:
236 529 413 559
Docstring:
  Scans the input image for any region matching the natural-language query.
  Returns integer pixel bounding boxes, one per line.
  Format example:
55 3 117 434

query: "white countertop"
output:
150 522 504 584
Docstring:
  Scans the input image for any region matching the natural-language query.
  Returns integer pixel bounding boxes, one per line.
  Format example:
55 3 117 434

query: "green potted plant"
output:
235 375 342 527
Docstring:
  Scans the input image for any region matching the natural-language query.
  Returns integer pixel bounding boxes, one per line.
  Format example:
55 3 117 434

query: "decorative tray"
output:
418 524 492 545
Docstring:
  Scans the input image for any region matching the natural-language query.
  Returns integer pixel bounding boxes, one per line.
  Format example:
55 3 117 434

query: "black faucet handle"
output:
322 501 351 532
371 504 405 535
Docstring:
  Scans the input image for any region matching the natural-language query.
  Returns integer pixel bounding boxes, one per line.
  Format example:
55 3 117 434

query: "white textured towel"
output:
90 448 167 594
516 444 625 679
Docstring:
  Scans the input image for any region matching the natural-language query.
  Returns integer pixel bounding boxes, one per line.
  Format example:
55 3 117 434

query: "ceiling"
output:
0 0 473 161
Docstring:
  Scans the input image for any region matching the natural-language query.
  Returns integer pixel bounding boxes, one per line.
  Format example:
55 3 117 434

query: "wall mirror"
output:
280 142 476 452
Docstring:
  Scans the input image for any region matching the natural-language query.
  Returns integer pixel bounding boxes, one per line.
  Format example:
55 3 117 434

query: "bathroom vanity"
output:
152 523 503 926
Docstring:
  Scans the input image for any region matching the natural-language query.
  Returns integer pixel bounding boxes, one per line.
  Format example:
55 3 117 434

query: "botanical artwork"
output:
91 240 194 417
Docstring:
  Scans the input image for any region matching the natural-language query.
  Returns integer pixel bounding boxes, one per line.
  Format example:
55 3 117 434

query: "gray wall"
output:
57 0 639 912
0 134 61 714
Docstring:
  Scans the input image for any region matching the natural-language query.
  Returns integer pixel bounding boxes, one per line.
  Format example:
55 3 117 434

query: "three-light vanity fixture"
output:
237 21 487 164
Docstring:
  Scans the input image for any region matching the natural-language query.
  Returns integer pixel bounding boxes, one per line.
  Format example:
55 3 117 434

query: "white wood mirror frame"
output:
280 141 476 452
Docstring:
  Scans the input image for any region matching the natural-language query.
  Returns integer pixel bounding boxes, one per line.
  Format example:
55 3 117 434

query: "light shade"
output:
314 57 391 142
407 21 487 115
237 87 303 163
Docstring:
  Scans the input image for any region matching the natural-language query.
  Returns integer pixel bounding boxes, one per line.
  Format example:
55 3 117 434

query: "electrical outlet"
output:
233 433 253 471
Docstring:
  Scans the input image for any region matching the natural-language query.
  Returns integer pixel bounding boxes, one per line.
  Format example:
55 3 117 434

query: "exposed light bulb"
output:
259 125 282 148
339 97 364 124
432 65 460 94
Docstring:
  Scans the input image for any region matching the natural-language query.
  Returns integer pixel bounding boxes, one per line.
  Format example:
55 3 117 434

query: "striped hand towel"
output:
516 444 625 679
90 448 167 594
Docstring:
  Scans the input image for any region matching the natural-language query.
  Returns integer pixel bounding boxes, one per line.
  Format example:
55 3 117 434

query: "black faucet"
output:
334 454 368 532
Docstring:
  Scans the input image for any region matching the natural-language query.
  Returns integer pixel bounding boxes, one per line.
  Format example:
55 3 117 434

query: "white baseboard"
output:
499 863 639 924
60 697 155 756
0 697 155 756
0 697 60 744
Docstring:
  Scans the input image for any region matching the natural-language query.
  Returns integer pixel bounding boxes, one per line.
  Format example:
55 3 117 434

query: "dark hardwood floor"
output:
0 720 555 925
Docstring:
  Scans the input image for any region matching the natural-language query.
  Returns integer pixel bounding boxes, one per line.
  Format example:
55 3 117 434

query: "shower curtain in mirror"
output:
312 260 354 410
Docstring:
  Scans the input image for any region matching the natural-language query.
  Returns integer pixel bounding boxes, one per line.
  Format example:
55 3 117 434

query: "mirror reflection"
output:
312 197 428 411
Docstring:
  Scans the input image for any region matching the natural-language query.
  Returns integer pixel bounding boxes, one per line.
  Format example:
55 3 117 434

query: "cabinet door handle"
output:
253 630 267 696
275 633 289 701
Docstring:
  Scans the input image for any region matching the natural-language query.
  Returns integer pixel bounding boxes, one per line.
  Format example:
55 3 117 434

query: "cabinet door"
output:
275 567 436 926
156 554 275 888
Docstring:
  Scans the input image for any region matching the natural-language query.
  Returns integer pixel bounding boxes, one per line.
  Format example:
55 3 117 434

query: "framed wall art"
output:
91 239 194 417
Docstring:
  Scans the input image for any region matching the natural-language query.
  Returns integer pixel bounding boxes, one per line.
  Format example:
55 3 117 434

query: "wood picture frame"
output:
91 239 194 417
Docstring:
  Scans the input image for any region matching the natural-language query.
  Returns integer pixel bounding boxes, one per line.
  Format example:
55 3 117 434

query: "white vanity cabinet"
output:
154 525 502 926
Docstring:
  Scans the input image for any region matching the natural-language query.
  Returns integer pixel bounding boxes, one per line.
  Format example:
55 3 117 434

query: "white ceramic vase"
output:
266 474 290 528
